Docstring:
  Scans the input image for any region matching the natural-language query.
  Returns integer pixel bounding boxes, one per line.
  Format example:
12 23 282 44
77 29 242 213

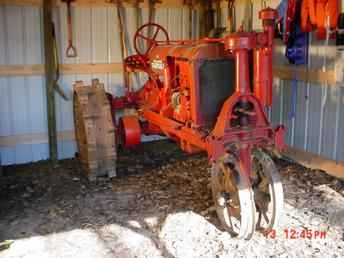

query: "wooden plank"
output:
0 64 44 76
0 0 257 7
0 63 336 85
273 66 336 85
0 63 123 76
3 131 344 179
60 63 123 74
0 0 190 7
57 0 186 7
0 131 75 146
0 0 41 5
283 147 344 179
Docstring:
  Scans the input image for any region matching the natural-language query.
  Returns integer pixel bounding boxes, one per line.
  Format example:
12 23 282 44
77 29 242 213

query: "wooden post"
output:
43 0 58 166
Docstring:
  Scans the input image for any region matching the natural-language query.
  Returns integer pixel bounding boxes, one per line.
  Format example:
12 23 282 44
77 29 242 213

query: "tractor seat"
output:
124 55 148 72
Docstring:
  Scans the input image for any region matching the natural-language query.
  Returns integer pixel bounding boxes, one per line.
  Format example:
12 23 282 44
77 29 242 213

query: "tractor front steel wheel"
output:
252 149 284 232
211 155 256 239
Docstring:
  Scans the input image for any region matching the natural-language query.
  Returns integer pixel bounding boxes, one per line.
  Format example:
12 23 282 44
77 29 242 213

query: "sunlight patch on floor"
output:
0 222 162 258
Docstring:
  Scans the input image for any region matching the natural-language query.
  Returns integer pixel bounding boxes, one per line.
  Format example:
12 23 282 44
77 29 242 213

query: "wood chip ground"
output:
0 140 343 258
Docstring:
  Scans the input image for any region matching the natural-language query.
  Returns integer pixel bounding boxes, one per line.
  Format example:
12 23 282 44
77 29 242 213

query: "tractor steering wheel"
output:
134 23 170 57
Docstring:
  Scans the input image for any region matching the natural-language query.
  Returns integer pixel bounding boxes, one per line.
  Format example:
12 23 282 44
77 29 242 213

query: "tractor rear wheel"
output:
211 155 256 239
73 79 117 181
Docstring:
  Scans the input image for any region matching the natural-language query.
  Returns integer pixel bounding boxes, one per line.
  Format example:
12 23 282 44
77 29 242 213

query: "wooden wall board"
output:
0 63 336 85
273 66 336 86
0 63 123 76
2 131 344 180
0 0 189 7
284 147 344 179
0 131 74 146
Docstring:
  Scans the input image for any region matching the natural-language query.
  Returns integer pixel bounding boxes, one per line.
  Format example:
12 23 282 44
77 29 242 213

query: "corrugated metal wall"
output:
240 0 344 164
267 0 344 165
0 4 192 165
227 0 344 164
0 5 48 164
271 36 344 164
1 1 344 166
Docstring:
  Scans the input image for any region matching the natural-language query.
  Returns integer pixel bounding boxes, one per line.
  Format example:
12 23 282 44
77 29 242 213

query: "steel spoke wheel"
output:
211 155 256 239
251 149 284 232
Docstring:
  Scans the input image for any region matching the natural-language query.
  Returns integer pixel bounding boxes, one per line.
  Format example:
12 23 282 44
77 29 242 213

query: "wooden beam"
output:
2 132 344 180
0 0 191 7
61 63 123 74
283 147 344 179
0 131 75 146
0 63 336 85
0 64 44 76
43 0 58 166
0 0 41 5
0 63 123 76
0 0 260 7
273 66 336 85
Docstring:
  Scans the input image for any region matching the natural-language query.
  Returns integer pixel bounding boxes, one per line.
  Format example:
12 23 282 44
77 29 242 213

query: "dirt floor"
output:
0 140 344 258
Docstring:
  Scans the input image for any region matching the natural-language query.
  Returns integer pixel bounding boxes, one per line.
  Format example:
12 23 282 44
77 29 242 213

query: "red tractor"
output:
73 7 285 239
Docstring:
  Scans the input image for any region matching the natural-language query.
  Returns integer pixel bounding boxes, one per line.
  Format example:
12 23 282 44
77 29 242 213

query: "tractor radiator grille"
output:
199 59 236 127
